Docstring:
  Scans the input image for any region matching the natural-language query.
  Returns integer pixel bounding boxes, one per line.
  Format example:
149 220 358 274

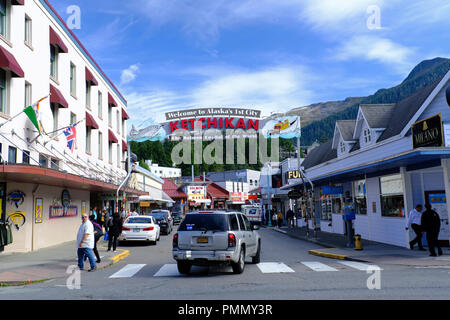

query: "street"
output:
0 227 449 300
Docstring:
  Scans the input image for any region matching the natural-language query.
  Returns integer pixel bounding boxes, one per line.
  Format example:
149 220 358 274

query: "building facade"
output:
145 160 181 178
284 74 450 248
0 0 143 253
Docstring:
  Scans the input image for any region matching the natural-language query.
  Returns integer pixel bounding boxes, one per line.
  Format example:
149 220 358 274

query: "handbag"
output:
104 230 109 241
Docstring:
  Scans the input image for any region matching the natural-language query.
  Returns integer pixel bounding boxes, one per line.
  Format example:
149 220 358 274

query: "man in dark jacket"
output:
286 208 294 228
107 212 123 252
421 203 442 256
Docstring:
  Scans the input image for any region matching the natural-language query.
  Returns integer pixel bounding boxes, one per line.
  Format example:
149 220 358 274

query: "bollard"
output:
354 234 363 250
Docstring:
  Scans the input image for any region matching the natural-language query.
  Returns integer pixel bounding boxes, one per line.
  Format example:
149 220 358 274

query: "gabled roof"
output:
302 140 337 170
359 104 396 129
378 78 443 142
162 178 187 199
336 120 357 141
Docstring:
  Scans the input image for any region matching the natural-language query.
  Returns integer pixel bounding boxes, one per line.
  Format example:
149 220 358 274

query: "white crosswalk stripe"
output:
338 261 383 271
301 261 338 272
153 264 184 277
109 264 146 278
256 262 295 273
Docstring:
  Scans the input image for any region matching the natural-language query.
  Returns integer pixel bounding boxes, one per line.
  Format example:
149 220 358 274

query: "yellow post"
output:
355 234 363 250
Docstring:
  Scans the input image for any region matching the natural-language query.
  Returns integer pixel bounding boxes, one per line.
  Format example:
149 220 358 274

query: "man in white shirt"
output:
405 204 425 250
77 213 97 271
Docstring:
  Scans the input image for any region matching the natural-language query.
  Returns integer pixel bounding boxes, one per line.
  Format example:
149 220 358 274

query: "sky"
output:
51 0 450 128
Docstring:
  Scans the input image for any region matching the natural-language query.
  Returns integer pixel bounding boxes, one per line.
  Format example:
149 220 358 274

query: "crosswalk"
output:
107 260 382 279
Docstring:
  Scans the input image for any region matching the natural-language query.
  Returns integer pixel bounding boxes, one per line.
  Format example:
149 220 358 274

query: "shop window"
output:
320 195 332 221
332 196 342 214
380 174 404 217
354 179 367 215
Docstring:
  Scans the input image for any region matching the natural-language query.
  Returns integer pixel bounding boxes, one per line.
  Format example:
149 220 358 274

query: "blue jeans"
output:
77 248 96 270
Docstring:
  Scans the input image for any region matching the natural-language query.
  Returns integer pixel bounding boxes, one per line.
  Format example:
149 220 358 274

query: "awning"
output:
12 0 24 5
139 188 175 203
108 129 118 143
49 26 68 53
0 46 24 78
85 112 99 129
85 67 98 86
122 108 130 120
50 84 68 108
108 92 118 107
122 140 128 152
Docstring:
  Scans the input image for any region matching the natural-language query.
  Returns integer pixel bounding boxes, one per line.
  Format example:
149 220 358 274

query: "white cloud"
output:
334 35 415 74
121 64 140 85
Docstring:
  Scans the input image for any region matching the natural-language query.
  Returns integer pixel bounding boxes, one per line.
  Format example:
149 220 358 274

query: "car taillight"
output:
143 226 154 231
173 233 178 248
228 233 236 248
122 226 130 231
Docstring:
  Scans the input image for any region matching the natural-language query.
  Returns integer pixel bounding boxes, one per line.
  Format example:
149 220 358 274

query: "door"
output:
0 182 7 252
425 191 449 246
239 214 256 255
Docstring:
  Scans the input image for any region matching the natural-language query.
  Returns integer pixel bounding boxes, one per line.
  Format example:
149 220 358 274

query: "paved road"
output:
1 227 449 300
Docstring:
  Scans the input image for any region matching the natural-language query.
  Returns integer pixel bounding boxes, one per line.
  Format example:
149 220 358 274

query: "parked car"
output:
172 211 183 225
119 216 160 245
172 210 261 275
150 210 173 235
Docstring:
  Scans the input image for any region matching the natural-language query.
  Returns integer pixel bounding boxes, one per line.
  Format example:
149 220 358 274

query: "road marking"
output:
256 262 295 273
109 264 146 278
301 261 338 272
338 261 382 271
154 264 183 277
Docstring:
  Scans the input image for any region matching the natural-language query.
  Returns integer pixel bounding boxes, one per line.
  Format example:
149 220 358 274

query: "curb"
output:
308 249 347 260
110 249 130 264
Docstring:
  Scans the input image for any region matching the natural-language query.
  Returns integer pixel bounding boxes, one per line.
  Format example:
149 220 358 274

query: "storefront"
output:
283 74 450 248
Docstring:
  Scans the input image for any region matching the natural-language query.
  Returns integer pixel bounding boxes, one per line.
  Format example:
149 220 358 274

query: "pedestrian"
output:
108 211 123 252
104 209 111 233
421 203 443 257
286 208 294 228
131 209 139 216
76 213 97 272
277 211 283 228
405 204 425 250
89 215 103 263
272 210 277 226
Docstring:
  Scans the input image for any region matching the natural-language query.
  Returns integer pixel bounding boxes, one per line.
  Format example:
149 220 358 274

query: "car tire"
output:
252 240 261 264
157 232 160 241
177 261 192 274
232 247 245 274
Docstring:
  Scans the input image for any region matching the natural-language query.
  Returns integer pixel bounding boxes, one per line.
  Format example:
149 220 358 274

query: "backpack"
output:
107 216 114 227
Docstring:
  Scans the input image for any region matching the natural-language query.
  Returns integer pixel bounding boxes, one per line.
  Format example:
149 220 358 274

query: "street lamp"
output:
267 162 272 227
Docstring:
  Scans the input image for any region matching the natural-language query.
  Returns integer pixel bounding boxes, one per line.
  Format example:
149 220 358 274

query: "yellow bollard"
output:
354 234 363 250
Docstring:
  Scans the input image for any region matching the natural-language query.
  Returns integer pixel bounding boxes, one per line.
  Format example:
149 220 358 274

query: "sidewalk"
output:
0 239 129 286
270 225 450 267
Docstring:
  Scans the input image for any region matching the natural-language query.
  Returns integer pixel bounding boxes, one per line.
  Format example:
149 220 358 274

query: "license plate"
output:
197 237 208 243
133 229 140 232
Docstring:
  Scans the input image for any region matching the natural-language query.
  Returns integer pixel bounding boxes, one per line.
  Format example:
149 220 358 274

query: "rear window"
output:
150 213 168 219
126 217 152 224
178 214 229 232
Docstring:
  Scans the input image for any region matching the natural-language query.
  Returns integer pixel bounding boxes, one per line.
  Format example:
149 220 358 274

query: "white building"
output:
0 0 145 254
145 160 181 178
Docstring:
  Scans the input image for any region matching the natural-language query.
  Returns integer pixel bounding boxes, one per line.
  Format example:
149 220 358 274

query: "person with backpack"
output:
421 203 443 257
89 215 103 263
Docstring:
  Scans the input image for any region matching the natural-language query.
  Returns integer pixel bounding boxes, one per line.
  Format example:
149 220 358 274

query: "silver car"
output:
172 210 261 274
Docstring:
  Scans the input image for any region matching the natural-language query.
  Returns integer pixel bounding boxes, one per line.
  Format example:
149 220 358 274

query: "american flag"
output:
63 123 77 152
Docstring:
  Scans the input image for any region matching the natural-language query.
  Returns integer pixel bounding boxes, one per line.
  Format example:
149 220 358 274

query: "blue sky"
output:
51 0 450 127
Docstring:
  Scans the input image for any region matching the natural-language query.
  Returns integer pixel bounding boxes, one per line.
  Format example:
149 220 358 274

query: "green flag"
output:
23 96 48 135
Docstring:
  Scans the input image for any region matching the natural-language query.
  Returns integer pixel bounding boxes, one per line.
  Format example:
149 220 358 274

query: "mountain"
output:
299 57 450 146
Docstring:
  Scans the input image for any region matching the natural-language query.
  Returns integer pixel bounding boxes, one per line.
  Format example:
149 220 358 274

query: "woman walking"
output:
107 211 123 252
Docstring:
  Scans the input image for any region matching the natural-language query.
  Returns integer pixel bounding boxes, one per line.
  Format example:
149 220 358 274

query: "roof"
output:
302 140 337 170
162 178 187 199
133 165 165 184
359 104 396 129
194 177 230 198
336 120 357 141
378 79 443 142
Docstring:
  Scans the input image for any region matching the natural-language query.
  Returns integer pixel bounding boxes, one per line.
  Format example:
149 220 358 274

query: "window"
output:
86 82 91 108
70 112 76 126
50 104 58 136
116 110 120 134
354 180 367 215
229 214 239 231
25 82 32 107
98 91 102 118
86 127 91 153
22 150 30 165
39 154 48 168
380 174 404 217
364 129 371 144
320 195 332 221
0 69 6 114
237 214 247 231
0 0 7 38
108 142 112 164
340 141 346 153
24 15 32 46
50 158 58 170
108 105 112 127
98 132 103 159
122 119 125 137
117 144 120 167
70 63 76 96
250 179 253 186
8 146 16 164
242 215 252 230
50 45 58 79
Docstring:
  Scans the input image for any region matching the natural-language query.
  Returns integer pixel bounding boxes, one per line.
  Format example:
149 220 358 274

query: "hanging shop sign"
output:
61 189 71 207
7 191 26 208
35 198 43 224
140 201 151 207
49 205 78 219
322 186 344 195
288 190 302 199
412 114 444 148
187 186 205 200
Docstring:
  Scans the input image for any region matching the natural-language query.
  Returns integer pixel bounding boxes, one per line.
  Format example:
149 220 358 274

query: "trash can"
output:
354 234 363 250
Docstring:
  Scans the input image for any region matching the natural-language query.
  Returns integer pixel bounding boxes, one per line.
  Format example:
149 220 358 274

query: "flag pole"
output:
0 110 26 129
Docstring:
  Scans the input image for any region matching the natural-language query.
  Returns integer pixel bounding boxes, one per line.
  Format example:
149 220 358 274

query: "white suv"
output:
172 211 261 274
